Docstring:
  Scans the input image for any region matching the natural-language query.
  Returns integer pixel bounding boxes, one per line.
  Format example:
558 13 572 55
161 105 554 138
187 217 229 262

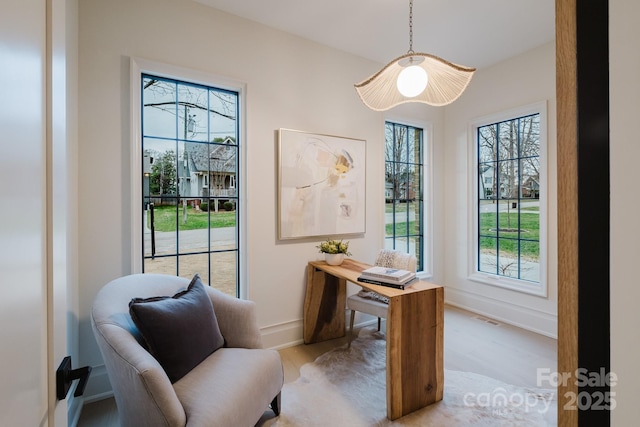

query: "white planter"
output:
324 253 345 266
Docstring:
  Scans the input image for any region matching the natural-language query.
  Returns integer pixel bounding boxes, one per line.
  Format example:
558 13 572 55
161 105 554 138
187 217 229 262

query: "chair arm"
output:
92 322 187 427
205 288 263 349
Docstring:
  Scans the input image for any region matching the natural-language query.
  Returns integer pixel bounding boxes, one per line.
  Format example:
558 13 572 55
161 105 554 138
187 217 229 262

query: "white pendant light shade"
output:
397 65 428 97
354 0 475 111
355 52 476 111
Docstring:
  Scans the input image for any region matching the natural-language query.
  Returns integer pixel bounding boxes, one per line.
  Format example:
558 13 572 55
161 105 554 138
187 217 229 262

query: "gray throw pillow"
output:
129 274 225 383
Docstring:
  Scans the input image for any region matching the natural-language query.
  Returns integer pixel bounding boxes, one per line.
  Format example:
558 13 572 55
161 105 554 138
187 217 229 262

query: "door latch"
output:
56 356 92 400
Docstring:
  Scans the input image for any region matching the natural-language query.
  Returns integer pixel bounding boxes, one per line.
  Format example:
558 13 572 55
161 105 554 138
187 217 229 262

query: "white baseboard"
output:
260 318 304 350
83 390 114 404
68 372 113 425
67 392 83 427
445 287 558 339
80 364 113 403
260 310 382 349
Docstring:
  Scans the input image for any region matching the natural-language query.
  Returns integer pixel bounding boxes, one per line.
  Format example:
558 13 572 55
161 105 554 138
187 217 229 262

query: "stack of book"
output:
357 266 418 289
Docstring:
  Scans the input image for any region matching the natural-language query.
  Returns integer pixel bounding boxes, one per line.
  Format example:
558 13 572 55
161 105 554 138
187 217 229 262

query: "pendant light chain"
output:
408 0 414 54
354 0 476 110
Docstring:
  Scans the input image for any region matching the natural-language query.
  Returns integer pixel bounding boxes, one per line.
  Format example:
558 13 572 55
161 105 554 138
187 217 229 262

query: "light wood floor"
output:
77 304 557 426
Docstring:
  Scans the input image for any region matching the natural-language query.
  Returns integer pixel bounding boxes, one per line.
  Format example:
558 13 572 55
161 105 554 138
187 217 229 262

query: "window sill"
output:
417 272 433 282
468 272 547 298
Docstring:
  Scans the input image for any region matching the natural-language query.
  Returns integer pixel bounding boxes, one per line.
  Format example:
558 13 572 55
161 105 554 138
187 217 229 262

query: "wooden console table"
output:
303 258 444 420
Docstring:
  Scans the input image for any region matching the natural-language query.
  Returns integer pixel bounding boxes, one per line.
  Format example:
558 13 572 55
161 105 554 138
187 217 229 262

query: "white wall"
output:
0 1 48 424
610 0 640 423
77 0 443 398
442 42 558 338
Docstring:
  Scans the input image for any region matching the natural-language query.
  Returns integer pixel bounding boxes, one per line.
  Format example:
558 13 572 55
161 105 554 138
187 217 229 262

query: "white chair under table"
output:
347 249 417 345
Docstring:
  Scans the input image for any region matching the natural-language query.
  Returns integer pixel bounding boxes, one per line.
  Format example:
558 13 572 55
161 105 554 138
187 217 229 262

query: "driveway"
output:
144 227 236 253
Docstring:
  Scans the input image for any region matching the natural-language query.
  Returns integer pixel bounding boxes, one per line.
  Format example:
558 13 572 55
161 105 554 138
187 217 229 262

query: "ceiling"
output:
194 0 555 70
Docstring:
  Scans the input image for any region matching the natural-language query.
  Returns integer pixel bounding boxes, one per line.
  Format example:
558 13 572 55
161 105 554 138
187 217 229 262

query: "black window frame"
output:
140 73 241 296
476 112 542 285
384 121 425 272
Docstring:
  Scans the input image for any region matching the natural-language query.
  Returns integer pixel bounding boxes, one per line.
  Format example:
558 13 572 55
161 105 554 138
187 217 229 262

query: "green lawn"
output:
479 211 539 258
479 212 540 239
385 221 418 236
479 236 539 259
383 202 539 259
148 205 236 232
385 202 417 236
386 201 422 213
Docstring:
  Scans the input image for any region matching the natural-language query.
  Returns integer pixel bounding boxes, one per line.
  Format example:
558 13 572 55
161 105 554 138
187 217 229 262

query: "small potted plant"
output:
317 238 352 266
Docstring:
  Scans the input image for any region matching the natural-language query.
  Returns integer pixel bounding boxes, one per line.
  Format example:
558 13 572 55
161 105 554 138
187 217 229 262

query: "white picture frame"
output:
277 128 366 240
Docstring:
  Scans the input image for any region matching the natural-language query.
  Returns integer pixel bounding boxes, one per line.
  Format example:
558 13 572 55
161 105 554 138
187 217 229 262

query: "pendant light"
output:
354 0 476 111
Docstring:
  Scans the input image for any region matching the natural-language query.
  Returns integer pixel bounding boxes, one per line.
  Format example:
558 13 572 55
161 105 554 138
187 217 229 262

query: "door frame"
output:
556 0 611 425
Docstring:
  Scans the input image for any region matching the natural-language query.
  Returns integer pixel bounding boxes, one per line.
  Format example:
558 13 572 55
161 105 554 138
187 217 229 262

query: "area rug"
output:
270 328 557 427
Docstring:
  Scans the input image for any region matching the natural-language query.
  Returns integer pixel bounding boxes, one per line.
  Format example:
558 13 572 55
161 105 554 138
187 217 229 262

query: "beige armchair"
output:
91 273 283 427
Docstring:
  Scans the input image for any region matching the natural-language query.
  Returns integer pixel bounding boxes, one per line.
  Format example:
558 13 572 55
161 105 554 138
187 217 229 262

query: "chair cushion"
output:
173 347 284 427
129 274 225 383
347 293 389 319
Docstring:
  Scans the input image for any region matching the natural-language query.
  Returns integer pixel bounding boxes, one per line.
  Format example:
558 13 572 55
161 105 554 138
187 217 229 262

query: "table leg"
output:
386 286 444 420
303 265 346 344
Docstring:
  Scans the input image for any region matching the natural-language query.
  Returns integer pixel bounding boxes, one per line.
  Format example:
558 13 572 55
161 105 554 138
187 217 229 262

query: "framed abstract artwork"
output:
277 129 366 240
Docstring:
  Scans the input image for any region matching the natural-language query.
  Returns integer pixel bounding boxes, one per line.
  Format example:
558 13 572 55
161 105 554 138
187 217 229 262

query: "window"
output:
140 73 240 297
384 121 424 271
473 104 546 295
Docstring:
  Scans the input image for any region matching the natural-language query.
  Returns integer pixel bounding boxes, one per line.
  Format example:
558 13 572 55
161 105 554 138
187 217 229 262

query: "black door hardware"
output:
56 356 92 400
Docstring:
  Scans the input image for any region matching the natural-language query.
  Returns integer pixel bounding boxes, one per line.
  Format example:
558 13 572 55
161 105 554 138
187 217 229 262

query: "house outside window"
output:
472 103 547 296
140 73 240 296
384 121 425 272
